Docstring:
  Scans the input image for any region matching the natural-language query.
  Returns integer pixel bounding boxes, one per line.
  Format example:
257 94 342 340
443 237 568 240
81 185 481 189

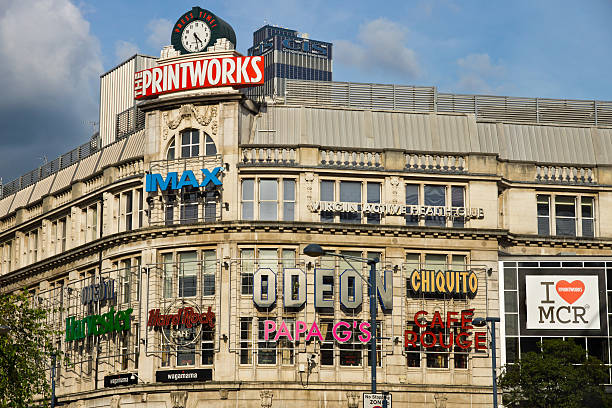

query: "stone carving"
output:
162 104 218 140
389 176 401 204
304 172 315 201
171 390 188 408
346 391 359 408
219 389 229 400
109 396 120 408
434 392 447 408
260 390 273 408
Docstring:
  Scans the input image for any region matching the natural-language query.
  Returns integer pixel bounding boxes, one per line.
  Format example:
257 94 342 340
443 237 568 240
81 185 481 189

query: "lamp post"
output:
473 316 500 408
303 244 379 394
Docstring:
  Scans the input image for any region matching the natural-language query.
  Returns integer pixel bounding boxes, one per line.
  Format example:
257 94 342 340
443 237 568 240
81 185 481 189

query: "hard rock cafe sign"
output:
147 301 215 346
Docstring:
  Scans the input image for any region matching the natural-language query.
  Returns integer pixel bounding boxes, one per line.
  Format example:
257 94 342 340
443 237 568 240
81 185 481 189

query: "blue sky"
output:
0 0 611 182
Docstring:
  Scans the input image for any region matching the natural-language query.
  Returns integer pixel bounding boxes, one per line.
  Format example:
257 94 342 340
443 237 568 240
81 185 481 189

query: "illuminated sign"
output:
104 373 138 388
408 269 478 297
145 167 223 192
525 275 600 330
404 310 487 350
65 307 133 342
263 319 372 343
81 277 116 305
252 267 393 310
308 201 484 220
250 36 331 58
156 369 212 383
134 56 264 99
147 306 215 329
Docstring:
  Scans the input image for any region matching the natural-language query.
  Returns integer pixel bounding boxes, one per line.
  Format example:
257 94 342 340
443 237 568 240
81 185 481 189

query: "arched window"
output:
204 134 217 156
166 139 175 160
181 129 199 158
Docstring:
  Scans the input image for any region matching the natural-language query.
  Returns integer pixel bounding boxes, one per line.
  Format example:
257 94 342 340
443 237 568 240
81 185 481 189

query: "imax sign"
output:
145 167 223 192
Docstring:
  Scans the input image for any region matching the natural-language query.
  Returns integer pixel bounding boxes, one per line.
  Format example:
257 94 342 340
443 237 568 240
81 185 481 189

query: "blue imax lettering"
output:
145 167 223 192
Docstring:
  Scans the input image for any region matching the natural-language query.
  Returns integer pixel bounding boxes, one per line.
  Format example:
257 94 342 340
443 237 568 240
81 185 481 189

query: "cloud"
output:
147 18 173 50
115 40 139 63
455 53 505 93
334 18 419 79
0 0 103 181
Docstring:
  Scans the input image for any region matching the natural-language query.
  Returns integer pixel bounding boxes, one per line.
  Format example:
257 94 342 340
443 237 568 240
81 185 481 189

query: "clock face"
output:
181 20 211 53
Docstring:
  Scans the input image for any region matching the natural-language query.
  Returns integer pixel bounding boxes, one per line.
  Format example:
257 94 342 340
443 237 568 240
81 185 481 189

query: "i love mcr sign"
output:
524 273 604 333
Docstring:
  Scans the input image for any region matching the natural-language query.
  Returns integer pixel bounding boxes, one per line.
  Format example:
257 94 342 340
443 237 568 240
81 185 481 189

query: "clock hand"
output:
194 32 203 46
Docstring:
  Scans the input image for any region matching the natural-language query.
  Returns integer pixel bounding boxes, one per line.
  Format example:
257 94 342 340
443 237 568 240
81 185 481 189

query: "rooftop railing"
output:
283 79 612 127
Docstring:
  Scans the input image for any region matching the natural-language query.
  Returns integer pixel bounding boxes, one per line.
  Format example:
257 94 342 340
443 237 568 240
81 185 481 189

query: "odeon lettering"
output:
263 319 371 343
65 307 133 342
81 277 116 305
404 310 487 350
409 269 478 296
252 267 393 310
145 167 223 192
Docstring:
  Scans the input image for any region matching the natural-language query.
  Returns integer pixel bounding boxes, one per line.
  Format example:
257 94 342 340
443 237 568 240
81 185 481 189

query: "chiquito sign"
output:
134 56 264 99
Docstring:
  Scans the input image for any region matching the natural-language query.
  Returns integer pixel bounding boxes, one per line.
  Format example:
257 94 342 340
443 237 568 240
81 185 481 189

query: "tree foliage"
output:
498 339 612 408
0 291 60 408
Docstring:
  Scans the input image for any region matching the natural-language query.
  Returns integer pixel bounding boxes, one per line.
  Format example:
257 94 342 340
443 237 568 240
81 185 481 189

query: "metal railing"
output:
0 135 101 199
116 105 145 140
283 79 612 127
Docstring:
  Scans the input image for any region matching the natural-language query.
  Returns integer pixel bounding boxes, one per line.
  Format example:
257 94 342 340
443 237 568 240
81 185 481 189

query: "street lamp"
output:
303 244 380 394
473 316 501 408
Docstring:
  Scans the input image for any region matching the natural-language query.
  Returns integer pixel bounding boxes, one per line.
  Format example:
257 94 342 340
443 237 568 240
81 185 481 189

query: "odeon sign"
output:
145 167 223 192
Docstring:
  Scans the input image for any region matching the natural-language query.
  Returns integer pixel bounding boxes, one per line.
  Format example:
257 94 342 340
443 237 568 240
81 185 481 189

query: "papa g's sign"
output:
65 307 133 342
145 167 223 192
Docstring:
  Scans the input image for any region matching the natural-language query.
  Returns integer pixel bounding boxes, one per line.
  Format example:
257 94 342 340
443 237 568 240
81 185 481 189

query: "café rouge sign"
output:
134 56 264 99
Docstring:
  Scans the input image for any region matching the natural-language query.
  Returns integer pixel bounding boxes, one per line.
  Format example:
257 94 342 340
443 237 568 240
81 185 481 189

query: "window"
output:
166 140 175 160
204 134 217 156
366 182 381 224
320 180 335 222
425 325 449 368
1 241 11 274
279 319 295 365
180 186 198 224
202 250 216 296
124 191 133 231
405 184 466 228
339 181 361 224
405 323 422 367
137 189 144 229
162 253 173 298
240 317 253 364
201 324 214 365
258 318 276 364
241 178 296 221
536 194 596 237
424 185 446 227
259 179 278 221
90 204 98 240
176 326 197 366
320 319 334 366
178 251 197 297
242 179 255 220
120 259 131 304
181 129 199 158
367 321 382 367
241 249 255 295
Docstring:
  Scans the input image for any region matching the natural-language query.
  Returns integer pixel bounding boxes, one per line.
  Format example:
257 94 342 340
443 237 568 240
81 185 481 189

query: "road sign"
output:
363 393 392 408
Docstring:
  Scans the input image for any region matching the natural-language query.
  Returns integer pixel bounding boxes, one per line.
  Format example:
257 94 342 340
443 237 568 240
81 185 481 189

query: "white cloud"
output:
147 18 173 50
115 40 139 63
455 53 505 94
0 0 102 107
334 18 419 78
0 0 103 180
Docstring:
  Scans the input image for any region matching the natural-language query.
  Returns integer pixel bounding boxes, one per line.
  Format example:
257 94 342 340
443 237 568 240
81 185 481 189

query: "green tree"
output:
0 291 60 408
498 338 612 408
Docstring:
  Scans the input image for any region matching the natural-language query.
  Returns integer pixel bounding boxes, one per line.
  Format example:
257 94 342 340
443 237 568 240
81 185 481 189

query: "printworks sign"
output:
307 201 484 220
134 56 264 99
525 275 600 331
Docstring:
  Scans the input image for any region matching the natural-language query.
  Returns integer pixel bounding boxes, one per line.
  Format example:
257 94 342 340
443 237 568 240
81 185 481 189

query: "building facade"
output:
248 25 332 98
1 9 612 408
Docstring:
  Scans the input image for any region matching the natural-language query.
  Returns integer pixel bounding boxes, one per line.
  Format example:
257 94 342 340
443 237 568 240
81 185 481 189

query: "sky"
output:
1 0 611 183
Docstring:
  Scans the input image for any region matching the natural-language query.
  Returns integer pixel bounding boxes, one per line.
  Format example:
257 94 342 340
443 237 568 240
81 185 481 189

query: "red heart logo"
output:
555 280 585 304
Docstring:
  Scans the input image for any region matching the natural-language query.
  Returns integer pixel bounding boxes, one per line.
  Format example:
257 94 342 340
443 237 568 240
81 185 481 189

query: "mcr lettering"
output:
134 56 264 99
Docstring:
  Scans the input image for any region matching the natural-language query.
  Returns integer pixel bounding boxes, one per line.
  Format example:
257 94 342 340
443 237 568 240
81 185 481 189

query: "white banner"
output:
525 275 600 330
